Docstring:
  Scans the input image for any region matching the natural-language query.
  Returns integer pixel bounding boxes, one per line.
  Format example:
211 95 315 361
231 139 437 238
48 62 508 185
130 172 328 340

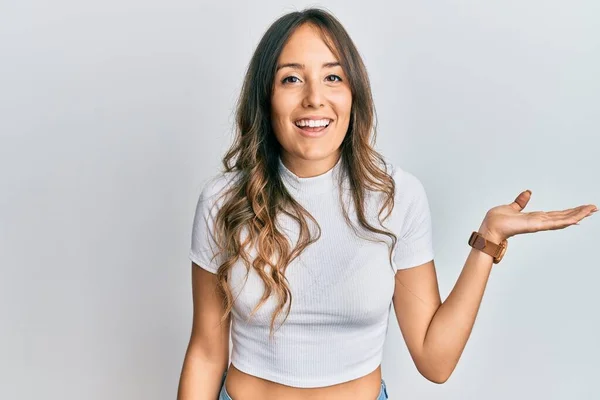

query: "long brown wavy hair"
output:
210 7 399 340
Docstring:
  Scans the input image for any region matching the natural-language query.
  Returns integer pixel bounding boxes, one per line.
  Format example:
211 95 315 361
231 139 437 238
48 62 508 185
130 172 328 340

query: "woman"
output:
177 8 597 400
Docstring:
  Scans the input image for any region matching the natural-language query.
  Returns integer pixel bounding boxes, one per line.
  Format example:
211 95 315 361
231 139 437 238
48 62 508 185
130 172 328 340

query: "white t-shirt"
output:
189 155 434 388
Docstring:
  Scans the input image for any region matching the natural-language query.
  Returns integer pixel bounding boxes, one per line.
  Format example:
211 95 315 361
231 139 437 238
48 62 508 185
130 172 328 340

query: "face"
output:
271 23 352 177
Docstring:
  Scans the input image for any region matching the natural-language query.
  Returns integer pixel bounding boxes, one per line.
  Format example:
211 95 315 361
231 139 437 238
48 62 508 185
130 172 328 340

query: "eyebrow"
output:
276 62 341 72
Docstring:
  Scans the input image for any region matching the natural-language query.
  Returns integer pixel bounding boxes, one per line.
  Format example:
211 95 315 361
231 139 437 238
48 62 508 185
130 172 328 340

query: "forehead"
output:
278 24 339 63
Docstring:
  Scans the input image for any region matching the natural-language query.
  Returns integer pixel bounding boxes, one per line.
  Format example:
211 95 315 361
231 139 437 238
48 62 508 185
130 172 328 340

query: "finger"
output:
529 214 572 232
530 206 594 232
543 206 586 218
539 205 596 220
572 205 598 224
510 190 532 212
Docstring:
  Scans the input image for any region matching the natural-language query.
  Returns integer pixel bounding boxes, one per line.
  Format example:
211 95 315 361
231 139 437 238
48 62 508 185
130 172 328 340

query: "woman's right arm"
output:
177 263 231 400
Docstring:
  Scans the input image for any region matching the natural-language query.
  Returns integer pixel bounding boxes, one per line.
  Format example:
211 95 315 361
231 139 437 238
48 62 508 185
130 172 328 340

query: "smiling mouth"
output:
296 124 328 133
294 122 333 138
294 120 333 134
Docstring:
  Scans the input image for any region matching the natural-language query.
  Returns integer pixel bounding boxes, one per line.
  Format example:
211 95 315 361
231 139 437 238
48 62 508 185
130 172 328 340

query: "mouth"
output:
293 119 333 137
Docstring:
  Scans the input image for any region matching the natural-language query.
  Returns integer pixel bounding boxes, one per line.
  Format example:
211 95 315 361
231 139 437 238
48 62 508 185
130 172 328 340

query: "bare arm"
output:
392 222 501 384
177 263 231 400
394 194 596 384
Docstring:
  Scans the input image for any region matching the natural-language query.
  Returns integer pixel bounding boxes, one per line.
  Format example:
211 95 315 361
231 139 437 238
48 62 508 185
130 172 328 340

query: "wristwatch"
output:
468 231 508 264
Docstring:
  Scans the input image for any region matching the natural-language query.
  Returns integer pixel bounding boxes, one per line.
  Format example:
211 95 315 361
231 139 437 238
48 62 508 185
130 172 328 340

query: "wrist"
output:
478 221 505 244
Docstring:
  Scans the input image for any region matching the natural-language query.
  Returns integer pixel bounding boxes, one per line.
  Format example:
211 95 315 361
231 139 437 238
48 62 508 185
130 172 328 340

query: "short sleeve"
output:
188 176 229 274
391 167 435 271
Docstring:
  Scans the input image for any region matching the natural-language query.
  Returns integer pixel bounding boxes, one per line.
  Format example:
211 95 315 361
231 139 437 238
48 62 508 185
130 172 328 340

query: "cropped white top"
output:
189 155 434 388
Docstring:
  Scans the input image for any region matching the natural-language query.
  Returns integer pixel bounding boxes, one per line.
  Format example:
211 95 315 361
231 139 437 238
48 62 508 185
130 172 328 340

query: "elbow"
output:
423 372 450 385
416 359 452 384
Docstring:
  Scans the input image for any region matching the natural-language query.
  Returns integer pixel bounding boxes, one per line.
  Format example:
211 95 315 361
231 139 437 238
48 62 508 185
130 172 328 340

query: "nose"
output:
302 80 325 108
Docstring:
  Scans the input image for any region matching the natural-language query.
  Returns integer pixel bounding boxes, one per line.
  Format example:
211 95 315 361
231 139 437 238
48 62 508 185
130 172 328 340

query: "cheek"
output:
330 90 352 117
271 93 295 121
270 95 295 140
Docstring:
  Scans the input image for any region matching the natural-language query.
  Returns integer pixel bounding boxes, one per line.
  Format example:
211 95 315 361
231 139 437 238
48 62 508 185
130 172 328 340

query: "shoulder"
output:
194 170 241 215
198 170 240 201
383 161 433 243
383 160 427 199
383 161 431 231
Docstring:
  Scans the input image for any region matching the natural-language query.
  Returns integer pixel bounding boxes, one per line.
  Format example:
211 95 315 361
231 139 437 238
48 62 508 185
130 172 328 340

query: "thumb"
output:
510 190 532 212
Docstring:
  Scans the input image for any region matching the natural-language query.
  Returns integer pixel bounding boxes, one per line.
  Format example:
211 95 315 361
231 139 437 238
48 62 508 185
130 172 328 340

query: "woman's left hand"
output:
479 190 598 243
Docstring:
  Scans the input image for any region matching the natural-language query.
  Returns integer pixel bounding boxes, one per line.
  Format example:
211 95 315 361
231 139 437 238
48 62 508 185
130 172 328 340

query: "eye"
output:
326 74 342 82
282 76 301 84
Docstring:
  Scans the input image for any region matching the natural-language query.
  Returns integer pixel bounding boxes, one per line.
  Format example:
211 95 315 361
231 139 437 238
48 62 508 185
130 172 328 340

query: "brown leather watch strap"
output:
468 231 508 264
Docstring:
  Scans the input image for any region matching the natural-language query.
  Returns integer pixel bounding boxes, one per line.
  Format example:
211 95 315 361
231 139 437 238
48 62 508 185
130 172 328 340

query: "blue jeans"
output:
217 368 389 399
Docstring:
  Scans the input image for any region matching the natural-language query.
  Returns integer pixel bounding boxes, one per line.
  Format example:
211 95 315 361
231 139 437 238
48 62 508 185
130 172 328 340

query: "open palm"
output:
483 190 598 242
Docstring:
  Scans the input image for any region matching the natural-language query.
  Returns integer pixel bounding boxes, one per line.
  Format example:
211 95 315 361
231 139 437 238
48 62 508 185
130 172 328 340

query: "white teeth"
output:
295 119 331 127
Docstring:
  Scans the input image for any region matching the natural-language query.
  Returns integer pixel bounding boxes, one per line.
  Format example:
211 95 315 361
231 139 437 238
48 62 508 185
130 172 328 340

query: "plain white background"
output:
1 1 598 399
